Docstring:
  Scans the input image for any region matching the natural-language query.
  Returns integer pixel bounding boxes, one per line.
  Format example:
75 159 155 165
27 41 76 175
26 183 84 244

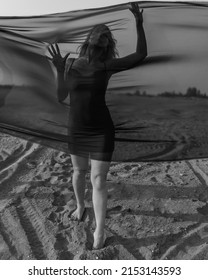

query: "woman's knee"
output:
90 159 110 189
73 167 87 177
91 173 107 189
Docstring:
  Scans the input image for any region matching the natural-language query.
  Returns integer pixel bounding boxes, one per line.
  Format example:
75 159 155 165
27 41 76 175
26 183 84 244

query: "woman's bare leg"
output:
70 154 89 220
90 159 110 249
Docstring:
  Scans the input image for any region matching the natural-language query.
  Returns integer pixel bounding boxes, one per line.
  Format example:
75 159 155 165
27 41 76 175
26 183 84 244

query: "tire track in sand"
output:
14 197 57 260
160 222 208 259
0 142 39 185
0 207 33 259
159 160 208 259
186 160 208 187
0 216 19 259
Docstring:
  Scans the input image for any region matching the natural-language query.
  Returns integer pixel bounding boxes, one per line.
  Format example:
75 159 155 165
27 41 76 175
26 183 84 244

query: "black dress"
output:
65 57 115 161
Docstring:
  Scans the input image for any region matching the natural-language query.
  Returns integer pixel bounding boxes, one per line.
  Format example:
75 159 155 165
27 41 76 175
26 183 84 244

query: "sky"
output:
0 0 137 16
0 0 206 16
1 0 208 95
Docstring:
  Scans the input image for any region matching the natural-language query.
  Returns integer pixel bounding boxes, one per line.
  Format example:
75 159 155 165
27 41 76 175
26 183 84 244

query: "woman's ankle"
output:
94 227 105 238
76 203 85 210
93 229 106 249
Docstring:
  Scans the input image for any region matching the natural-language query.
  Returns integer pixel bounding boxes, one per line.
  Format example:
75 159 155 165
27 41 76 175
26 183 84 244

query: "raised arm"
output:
105 3 147 73
47 44 70 102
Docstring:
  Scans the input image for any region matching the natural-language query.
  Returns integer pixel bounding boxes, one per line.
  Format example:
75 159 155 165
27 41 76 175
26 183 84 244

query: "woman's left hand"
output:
129 2 143 23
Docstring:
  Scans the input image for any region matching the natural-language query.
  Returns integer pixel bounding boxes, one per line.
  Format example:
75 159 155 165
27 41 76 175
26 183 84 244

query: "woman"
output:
48 2 147 250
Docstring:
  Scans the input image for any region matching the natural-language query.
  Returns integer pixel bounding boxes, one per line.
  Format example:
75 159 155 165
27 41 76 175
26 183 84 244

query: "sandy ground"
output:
1 132 208 260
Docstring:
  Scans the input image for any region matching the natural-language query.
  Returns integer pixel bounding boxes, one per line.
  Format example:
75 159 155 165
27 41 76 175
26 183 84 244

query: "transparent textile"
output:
0 1 208 161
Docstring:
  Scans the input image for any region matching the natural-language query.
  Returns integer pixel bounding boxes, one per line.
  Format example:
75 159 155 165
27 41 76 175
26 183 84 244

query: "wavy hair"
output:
78 24 119 61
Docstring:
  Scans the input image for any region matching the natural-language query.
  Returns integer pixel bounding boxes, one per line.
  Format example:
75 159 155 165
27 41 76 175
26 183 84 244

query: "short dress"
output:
65 57 115 161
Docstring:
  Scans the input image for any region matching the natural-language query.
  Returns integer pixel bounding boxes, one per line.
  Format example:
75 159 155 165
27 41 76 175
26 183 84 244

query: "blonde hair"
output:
78 24 118 61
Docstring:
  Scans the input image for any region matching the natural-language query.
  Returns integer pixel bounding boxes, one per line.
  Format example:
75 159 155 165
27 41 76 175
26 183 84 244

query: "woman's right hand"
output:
47 44 70 72
129 2 143 23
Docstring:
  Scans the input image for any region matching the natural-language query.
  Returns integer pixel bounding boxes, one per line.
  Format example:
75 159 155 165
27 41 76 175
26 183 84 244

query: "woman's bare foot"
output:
93 230 106 250
70 205 86 221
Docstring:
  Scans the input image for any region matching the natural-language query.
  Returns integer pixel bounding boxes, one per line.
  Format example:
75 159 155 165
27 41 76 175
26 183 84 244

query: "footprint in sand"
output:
106 206 122 218
197 203 208 216
54 232 74 260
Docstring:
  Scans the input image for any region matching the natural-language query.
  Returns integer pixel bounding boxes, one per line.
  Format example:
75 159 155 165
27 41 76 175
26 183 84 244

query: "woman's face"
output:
89 26 110 48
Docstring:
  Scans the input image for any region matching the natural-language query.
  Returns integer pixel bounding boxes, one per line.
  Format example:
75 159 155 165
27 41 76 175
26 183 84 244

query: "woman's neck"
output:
86 46 105 64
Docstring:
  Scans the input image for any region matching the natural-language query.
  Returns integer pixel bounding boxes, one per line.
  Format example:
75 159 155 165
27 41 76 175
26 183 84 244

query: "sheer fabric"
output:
1 1 208 161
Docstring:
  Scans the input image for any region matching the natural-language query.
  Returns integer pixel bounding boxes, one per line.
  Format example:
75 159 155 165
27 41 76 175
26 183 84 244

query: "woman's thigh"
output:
70 154 89 171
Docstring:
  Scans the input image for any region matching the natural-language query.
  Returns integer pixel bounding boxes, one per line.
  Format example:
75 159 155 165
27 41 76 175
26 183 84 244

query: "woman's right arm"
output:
57 70 68 102
48 44 70 102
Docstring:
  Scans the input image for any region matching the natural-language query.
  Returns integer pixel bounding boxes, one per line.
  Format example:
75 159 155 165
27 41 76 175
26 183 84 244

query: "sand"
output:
1 131 208 260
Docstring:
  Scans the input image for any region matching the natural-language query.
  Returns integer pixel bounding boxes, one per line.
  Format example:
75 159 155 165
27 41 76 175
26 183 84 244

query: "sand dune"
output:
1 132 208 260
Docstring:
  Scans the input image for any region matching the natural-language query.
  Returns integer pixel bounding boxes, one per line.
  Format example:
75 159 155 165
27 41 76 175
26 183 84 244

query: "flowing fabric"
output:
1 1 208 161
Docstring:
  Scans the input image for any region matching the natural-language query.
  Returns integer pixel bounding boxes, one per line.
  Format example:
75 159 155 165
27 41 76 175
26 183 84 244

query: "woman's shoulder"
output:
67 56 88 68
66 56 108 74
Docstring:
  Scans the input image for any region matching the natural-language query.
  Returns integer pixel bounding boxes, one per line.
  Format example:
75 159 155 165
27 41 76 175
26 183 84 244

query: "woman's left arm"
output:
106 3 147 73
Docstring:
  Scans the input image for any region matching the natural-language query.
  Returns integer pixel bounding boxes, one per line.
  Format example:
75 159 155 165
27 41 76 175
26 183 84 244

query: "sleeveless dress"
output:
65 57 115 161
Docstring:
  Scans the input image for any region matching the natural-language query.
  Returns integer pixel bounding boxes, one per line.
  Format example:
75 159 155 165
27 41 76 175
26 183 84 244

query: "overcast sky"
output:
0 0 205 16
0 0 135 16
1 0 208 95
